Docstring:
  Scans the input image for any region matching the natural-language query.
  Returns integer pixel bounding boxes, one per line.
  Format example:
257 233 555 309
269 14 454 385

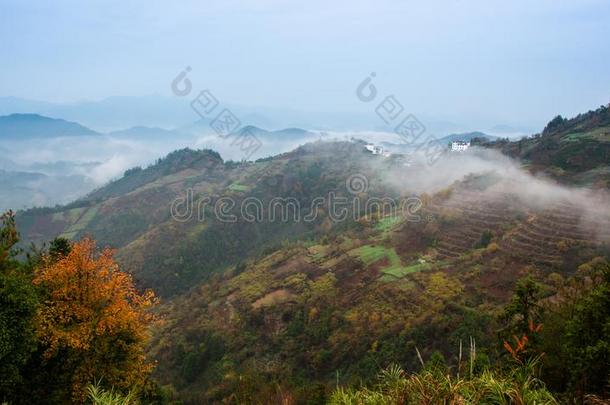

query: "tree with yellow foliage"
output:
33 237 156 403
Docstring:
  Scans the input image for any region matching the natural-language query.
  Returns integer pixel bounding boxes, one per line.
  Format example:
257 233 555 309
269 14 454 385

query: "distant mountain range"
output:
0 110 541 211
0 114 325 209
0 96 327 132
0 112 319 144
0 113 98 139
108 126 183 138
0 96 195 132
229 125 313 141
0 95 536 134
0 112 514 211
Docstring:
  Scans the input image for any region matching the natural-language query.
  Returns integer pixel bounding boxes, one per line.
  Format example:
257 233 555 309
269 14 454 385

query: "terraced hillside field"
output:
150 173 610 401
414 177 610 271
425 188 526 261
499 201 610 266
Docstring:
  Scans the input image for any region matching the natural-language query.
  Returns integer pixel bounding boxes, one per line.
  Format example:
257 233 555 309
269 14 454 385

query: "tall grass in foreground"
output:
86 381 139 405
329 359 558 405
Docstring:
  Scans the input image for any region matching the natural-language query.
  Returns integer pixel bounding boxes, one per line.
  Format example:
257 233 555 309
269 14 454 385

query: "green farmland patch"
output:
348 244 428 279
228 182 250 192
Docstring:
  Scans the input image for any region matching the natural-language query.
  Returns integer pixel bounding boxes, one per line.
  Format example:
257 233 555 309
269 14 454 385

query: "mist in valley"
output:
387 147 610 242
0 126 337 210
0 133 196 210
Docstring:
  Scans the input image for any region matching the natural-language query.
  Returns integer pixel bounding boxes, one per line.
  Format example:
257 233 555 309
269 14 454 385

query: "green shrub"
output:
87 381 138 405
329 362 558 405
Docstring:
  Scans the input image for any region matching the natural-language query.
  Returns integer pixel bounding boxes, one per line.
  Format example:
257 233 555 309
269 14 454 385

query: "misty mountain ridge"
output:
234 125 314 139
1 103 607 211
0 110 317 142
0 113 99 139
108 125 185 138
0 95 536 134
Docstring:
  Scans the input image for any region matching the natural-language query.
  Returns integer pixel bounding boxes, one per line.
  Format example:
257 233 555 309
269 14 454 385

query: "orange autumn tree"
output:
33 237 156 402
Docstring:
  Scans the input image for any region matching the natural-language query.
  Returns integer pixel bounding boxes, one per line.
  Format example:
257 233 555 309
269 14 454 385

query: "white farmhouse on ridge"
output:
365 143 384 155
451 141 470 152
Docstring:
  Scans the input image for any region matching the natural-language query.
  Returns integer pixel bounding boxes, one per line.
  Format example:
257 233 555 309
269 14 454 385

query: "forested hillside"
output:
485 104 610 186
16 142 406 296
7 105 610 403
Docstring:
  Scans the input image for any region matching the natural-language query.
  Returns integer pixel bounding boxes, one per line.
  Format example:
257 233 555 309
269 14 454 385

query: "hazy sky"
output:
1 0 609 129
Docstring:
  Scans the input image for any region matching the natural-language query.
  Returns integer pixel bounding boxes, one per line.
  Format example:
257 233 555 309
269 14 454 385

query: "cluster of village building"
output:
364 140 471 157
